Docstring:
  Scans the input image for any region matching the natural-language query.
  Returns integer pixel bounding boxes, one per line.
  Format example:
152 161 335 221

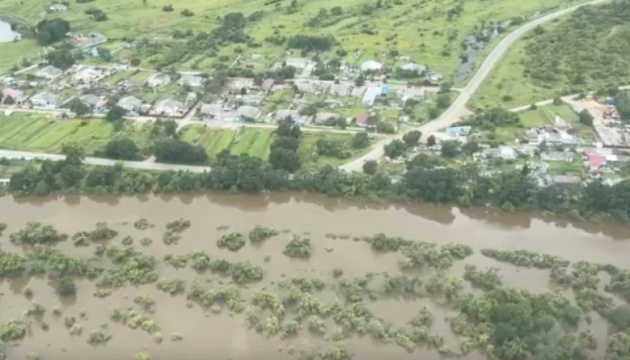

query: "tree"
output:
402 130 422 147
427 135 436 146
271 136 299 151
363 160 378 175
69 98 91 116
62 142 85 166
163 120 178 138
462 140 480 155
106 138 141 160
58 278 77 297
130 58 141 66
441 141 460 158
352 132 370 149
355 74 365 87
45 48 77 70
436 94 451 109
269 148 301 173
615 92 630 121
579 110 594 126
96 47 112 61
384 139 407 159
36 19 70 45
154 139 208 164
552 97 563 106
106 106 127 121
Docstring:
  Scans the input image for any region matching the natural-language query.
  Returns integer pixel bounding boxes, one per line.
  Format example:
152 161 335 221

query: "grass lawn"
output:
0 39 41 75
0 112 153 154
231 128 274 160
547 160 583 176
517 104 594 140
298 132 370 171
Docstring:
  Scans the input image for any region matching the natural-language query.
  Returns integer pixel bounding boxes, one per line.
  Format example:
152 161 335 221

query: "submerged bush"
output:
72 231 91 246
87 328 112 345
134 219 151 230
283 234 311 258
231 261 264 284
0 223 7 237
0 320 27 341
10 222 68 245
463 265 503 291
58 278 77 297
163 219 190 245
90 222 118 241
480 249 569 269
249 226 280 243
217 232 246 251
156 278 186 295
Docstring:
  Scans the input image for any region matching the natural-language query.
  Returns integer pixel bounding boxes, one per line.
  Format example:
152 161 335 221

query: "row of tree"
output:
7 142 630 224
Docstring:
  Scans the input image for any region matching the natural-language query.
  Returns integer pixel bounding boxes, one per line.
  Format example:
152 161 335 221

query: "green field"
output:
181 126 275 159
0 112 153 154
0 0 589 77
181 125 370 168
472 1 630 109
0 39 41 75
518 104 594 139
298 132 369 170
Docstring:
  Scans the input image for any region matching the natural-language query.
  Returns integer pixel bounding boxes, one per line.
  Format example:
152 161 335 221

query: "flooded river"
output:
0 193 628 360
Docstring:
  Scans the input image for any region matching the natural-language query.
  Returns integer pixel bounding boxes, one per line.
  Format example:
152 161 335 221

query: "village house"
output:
80 94 108 109
540 151 574 162
2 88 26 104
446 126 472 138
152 99 185 117
350 86 367 98
360 60 383 73
237 105 261 121
47 3 67 12
426 71 443 85
145 72 171 88
30 91 58 107
356 113 369 127
227 78 254 90
36 65 63 80
295 81 330 94
199 103 226 119
262 79 275 92
178 74 203 88
329 83 353 96
72 67 104 84
479 146 517 160
285 58 316 78
314 112 339 125
237 93 265 106
362 86 383 106
399 63 427 74
117 96 143 113
270 109 301 123
549 175 581 184
71 32 107 48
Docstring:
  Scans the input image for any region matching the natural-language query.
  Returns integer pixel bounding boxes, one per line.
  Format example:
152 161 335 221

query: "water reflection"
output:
4 193 630 240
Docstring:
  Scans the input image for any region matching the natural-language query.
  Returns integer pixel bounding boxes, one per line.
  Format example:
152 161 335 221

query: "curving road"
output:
339 0 610 172
0 149 211 173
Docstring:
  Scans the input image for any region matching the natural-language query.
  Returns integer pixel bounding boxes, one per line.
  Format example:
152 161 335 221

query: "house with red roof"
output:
356 113 369 127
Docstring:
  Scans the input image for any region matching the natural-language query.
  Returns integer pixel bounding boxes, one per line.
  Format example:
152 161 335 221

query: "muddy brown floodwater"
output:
0 193 629 360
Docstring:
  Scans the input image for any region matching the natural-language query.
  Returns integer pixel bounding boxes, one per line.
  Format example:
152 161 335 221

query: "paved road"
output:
339 0 610 172
0 150 211 173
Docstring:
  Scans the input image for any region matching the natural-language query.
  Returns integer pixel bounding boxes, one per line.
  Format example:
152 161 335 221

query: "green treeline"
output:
521 0 630 95
5 145 630 224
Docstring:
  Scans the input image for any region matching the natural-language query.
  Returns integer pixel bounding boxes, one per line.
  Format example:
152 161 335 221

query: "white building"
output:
152 99 185 117
30 91 58 107
145 72 171 87
360 60 383 72
36 65 63 80
362 86 382 106
117 96 143 113
178 74 203 87
72 67 104 84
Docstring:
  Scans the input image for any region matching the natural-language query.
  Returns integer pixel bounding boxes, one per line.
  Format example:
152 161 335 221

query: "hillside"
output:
1 0 585 76
472 0 630 109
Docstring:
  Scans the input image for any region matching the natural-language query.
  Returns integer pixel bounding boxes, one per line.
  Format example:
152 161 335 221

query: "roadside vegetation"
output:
473 0 630 109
